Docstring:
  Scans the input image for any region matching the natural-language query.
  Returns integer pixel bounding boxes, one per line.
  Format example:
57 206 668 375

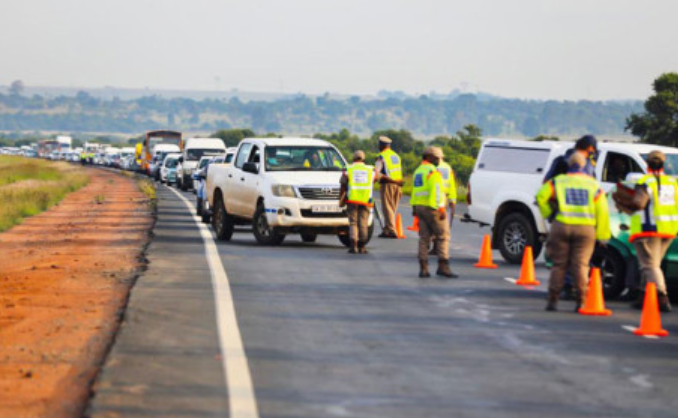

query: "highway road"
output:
89 184 678 418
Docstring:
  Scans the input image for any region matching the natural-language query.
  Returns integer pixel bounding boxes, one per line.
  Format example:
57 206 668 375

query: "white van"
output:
464 138 678 264
177 138 227 191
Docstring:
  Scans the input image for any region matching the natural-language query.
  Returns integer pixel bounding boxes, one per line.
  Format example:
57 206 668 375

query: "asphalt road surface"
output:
89 184 678 418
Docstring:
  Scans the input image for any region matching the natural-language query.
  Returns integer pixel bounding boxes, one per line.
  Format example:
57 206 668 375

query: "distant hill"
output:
0 87 642 138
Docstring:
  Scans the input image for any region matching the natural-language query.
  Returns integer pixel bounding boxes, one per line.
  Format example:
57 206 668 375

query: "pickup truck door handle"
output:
241 177 245 182
228 174 232 178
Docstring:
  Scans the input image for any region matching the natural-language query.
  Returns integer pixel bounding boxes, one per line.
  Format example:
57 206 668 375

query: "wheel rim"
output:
600 255 617 291
503 222 527 256
215 205 224 232
257 212 271 237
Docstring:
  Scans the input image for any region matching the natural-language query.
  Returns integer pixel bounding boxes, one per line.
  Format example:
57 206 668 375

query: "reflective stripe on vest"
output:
347 163 374 206
630 173 678 241
379 149 403 181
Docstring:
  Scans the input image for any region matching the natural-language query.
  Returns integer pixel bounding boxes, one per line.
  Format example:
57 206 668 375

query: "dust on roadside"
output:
0 168 154 418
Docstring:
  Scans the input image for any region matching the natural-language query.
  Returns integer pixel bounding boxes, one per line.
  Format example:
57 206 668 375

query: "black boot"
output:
358 241 368 254
659 293 673 313
436 260 459 279
348 240 358 254
419 260 431 278
545 292 558 311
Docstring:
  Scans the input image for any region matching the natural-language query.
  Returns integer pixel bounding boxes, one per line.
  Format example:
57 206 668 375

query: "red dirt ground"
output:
0 168 153 418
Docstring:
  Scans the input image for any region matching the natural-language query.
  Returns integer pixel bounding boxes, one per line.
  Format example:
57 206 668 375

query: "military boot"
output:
545 292 558 311
358 241 368 254
348 240 358 254
419 260 431 278
659 293 673 313
436 260 459 279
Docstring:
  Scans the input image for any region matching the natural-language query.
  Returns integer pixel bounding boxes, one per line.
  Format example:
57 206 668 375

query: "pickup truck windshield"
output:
186 149 225 161
265 146 345 172
641 153 678 176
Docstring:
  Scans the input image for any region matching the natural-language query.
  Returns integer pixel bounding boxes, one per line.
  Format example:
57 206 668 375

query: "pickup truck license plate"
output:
311 205 342 213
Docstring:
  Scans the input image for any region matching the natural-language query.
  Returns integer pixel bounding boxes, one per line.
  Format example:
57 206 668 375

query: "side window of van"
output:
477 146 550 174
602 152 643 183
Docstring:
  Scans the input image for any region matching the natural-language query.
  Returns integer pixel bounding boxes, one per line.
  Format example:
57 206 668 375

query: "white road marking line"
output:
622 325 660 339
168 187 260 418
504 277 517 284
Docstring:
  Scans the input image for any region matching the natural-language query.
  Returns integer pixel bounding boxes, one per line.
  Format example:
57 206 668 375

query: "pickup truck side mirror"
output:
243 162 259 174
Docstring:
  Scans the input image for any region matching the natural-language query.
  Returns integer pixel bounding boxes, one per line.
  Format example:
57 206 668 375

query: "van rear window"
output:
478 146 550 174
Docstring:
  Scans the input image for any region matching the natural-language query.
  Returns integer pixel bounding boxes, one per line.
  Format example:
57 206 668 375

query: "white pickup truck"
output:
206 137 372 245
464 138 678 264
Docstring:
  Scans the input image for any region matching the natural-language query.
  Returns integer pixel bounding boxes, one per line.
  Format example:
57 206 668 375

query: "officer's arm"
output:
448 170 457 207
535 180 555 219
594 188 612 242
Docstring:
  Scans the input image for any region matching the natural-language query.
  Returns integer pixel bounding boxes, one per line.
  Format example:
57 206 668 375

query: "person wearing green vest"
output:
374 136 404 238
411 146 458 279
536 152 611 312
628 150 677 312
340 150 375 254
429 159 457 255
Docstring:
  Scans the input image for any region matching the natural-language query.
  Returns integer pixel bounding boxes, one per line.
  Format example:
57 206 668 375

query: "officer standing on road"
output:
374 136 404 238
430 158 457 255
340 150 375 254
536 152 611 312
628 151 677 312
412 147 458 279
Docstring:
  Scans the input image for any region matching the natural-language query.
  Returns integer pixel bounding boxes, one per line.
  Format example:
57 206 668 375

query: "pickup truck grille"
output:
301 209 347 218
297 186 340 200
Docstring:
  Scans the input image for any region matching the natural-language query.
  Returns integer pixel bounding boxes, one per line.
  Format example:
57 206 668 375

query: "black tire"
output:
496 212 542 264
253 204 285 245
180 175 188 191
338 222 374 247
301 232 318 243
595 246 627 299
212 196 234 241
196 197 203 216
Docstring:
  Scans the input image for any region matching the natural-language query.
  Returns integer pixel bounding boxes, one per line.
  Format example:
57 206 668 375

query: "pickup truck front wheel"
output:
212 197 234 241
496 213 542 264
253 205 285 245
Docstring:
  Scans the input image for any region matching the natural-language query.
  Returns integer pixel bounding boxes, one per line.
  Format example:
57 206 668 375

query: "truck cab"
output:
177 138 227 191
206 137 370 246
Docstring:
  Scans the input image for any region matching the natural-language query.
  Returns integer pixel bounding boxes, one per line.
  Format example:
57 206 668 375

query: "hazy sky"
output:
2 0 677 100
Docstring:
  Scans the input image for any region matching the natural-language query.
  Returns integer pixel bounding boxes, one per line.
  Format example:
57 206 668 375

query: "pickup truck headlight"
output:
271 184 296 198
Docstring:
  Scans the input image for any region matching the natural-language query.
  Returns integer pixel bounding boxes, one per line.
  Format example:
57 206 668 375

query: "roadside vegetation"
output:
0 156 89 231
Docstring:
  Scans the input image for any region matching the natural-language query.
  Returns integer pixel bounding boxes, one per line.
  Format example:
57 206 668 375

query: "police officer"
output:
340 150 374 254
536 152 611 312
412 147 458 279
374 136 403 238
629 150 677 312
430 158 457 255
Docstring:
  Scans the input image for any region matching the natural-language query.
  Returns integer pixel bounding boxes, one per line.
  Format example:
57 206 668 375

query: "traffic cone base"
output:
406 216 420 232
474 234 497 269
396 214 406 239
579 268 613 316
633 282 669 337
516 246 540 286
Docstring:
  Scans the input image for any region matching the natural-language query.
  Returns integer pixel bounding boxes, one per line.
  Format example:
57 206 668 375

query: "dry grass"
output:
0 156 89 231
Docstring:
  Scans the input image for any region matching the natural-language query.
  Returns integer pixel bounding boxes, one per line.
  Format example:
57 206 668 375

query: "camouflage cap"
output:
424 146 444 159
647 150 666 163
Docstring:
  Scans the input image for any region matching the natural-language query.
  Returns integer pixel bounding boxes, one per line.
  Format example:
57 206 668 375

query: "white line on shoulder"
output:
167 186 260 418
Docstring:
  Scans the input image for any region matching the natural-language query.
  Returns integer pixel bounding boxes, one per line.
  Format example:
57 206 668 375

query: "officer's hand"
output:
597 240 609 248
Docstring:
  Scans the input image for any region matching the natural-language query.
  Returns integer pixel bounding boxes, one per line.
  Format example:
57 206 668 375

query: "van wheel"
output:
253 204 285 245
595 246 627 299
196 197 203 216
212 196 234 241
496 213 542 264
301 232 317 243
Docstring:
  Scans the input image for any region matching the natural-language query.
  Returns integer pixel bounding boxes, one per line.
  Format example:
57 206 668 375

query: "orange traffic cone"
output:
396 213 406 239
515 246 540 286
406 216 420 232
634 282 669 337
579 268 612 316
474 234 497 269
